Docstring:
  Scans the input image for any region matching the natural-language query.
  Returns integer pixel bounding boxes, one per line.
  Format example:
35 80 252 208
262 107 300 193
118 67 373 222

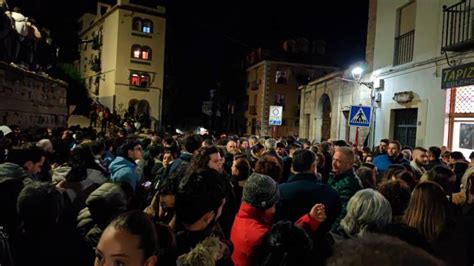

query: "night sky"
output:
6 0 369 127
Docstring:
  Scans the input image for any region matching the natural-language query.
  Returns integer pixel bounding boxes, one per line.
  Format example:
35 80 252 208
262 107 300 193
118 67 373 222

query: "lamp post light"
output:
351 66 377 149
351 66 364 82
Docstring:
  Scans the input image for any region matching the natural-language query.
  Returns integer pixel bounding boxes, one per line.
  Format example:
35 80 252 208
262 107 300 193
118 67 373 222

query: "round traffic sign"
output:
272 107 280 115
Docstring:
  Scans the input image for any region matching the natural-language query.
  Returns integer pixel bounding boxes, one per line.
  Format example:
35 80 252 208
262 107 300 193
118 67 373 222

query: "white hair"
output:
37 139 53 153
340 188 392 238
264 138 277 150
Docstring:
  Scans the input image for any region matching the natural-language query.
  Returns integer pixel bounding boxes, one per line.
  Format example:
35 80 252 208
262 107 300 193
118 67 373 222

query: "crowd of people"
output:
0 1 57 73
0 123 473 266
89 103 152 134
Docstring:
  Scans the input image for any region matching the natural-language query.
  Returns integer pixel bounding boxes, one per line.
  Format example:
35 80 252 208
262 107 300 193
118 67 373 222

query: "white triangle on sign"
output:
351 108 369 124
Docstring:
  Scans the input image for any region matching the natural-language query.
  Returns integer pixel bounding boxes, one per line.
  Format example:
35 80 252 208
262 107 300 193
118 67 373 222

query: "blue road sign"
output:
349 105 372 127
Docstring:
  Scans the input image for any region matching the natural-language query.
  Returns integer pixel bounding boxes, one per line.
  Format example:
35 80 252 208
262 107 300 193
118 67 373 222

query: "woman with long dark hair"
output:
404 181 469 265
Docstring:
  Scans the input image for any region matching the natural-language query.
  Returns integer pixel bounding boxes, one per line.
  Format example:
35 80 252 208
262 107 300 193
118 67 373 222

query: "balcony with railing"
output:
394 30 415 66
442 0 474 52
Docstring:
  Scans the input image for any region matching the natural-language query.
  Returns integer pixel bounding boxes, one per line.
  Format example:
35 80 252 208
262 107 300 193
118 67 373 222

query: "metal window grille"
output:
454 86 474 113
393 108 418 148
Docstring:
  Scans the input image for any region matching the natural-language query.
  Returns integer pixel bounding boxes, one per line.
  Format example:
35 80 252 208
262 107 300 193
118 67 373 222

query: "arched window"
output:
132 17 142 31
142 20 152 33
141 46 152 60
131 45 152 60
130 73 140 86
140 74 150 87
131 45 141 59
130 71 150 88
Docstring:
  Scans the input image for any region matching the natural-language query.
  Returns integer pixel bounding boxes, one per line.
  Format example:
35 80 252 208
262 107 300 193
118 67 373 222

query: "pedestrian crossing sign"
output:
349 105 372 127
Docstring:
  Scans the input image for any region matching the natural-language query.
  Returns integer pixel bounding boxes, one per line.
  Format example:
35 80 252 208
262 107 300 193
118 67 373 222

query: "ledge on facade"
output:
130 59 152 65
132 32 153 38
129 86 150 92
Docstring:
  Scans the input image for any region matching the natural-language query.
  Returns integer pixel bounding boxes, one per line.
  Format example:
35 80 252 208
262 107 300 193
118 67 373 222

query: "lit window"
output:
142 50 149 60
142 20 152 33
141 47 151 60
133 48 141 58
130 74 140 86
140 75 149 87
143 25 151 33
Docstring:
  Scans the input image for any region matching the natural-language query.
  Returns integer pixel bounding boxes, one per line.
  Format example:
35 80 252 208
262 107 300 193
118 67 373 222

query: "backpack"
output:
0 226 14 266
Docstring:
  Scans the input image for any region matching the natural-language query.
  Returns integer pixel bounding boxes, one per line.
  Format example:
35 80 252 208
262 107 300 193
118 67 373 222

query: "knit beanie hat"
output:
242 173 279 209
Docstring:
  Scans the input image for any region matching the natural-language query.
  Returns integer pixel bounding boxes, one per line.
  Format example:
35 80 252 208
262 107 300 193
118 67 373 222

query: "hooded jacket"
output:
109 156 139 191
77 183 128 248
0 162 31 184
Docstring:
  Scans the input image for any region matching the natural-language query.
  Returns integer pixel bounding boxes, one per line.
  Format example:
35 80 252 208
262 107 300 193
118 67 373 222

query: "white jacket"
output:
10 11 28 36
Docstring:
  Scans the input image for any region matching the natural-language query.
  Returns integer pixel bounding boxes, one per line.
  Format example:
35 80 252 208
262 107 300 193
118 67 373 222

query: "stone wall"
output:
0 62 68 129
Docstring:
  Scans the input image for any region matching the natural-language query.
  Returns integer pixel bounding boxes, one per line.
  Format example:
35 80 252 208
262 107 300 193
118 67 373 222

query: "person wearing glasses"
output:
109 140 143 191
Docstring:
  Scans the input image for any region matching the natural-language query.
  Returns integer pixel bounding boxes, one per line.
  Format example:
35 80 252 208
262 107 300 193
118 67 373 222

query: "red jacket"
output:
230 202 320 266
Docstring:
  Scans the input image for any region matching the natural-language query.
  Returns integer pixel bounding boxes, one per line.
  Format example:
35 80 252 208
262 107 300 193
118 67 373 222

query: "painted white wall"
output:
373 0 460 69
372 0 464 147
375 63 448 147
373 0 405 69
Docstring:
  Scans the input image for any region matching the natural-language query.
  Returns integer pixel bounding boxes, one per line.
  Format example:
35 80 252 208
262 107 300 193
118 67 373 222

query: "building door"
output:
393 108 417 148
321 95 331 141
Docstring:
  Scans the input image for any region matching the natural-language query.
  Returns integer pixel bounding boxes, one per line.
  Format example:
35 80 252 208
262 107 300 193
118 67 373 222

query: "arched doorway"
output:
319 94 331 141
137 99 151 129
128 98 138 117
137 99 150 114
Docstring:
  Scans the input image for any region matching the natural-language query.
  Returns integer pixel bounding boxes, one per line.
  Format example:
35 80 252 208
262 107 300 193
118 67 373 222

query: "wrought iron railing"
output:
394 30 415 66
442 0 474 51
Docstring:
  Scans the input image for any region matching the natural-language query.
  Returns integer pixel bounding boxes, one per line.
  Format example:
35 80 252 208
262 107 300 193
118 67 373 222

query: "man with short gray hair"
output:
264 138 277 151
328 146 362 232
263 138 283 167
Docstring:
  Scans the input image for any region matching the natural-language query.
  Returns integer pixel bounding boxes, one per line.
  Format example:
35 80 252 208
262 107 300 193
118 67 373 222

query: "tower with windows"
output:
78 0 166 130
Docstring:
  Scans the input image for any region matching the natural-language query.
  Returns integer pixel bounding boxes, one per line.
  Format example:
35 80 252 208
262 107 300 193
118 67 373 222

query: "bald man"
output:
328 146 362 232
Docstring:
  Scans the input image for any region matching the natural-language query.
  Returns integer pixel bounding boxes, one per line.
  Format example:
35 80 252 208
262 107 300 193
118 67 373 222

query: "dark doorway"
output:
320 94 331 141
393 108 417 148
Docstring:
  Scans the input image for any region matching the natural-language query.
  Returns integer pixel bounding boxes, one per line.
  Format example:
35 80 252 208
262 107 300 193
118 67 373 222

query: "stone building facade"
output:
0 62 68 128
298 72 372 144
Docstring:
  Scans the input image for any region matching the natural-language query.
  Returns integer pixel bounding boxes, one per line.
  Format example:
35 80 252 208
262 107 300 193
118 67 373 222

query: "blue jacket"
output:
109 156 139 191
373 154 410 173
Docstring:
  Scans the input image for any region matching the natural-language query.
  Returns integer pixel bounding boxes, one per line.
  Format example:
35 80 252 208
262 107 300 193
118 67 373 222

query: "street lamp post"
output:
351 66 377 149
